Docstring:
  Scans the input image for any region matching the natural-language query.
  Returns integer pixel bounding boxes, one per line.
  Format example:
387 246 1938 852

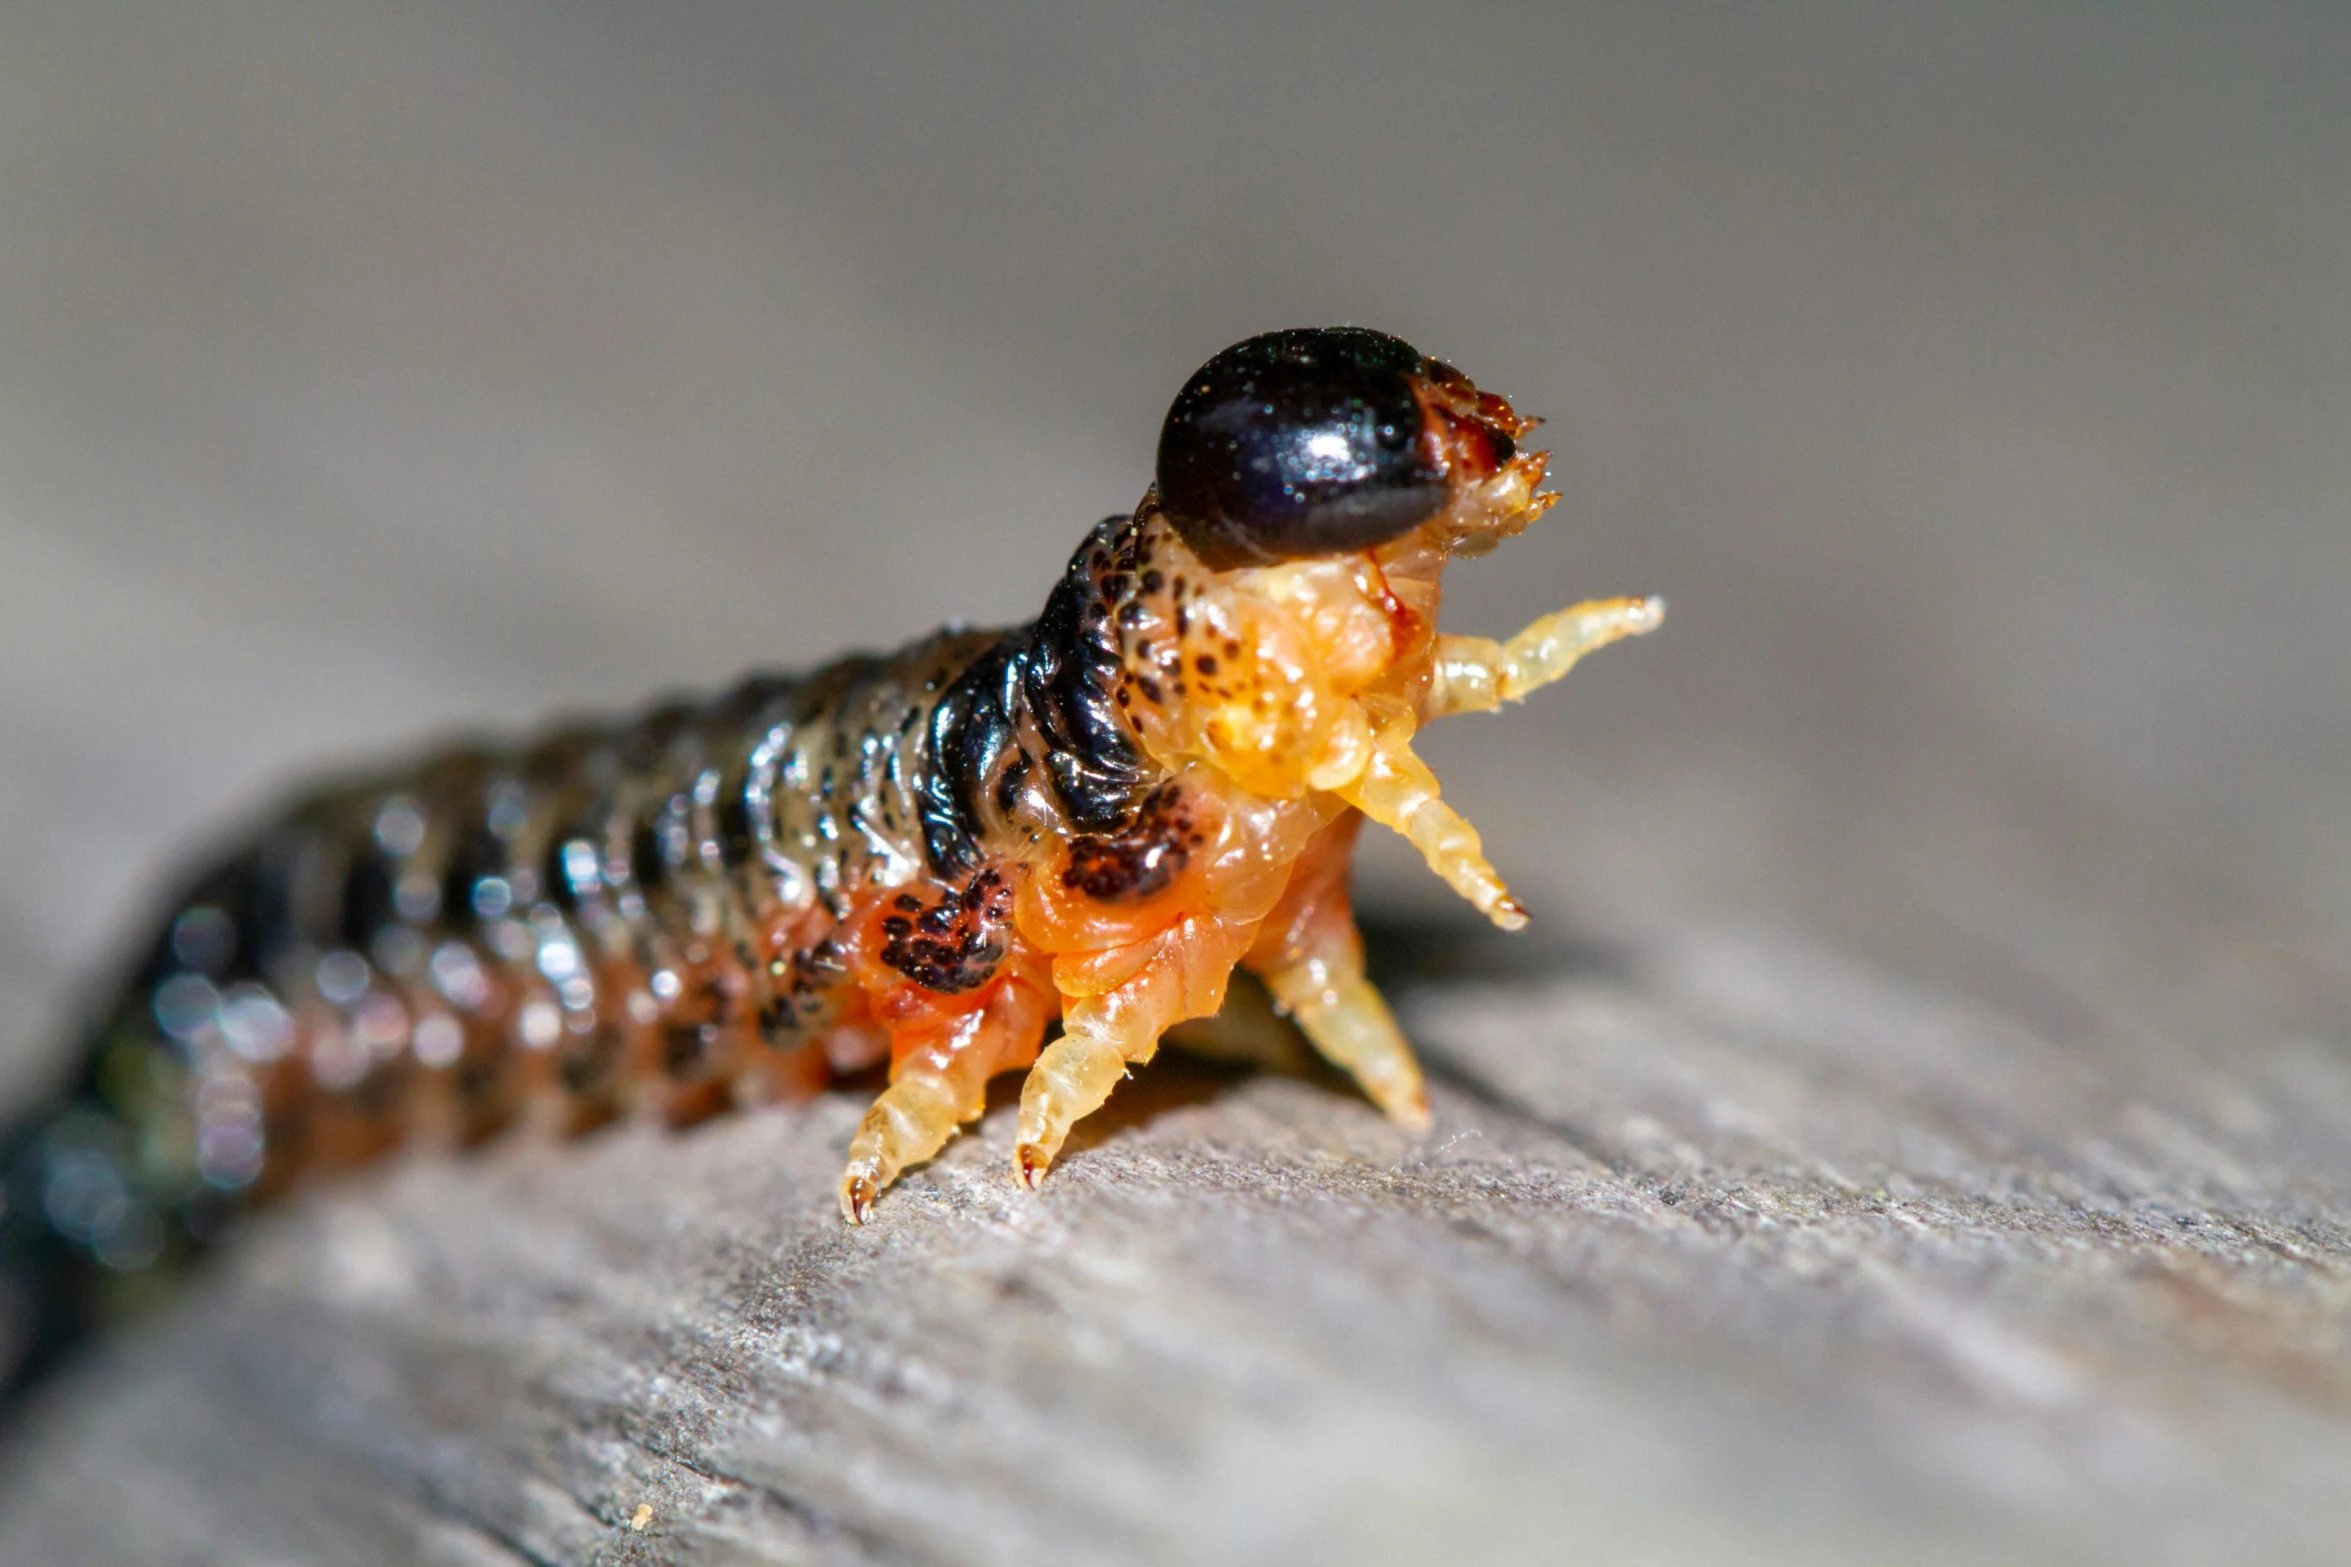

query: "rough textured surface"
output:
5 906 2349 1567
2 5 2347 1563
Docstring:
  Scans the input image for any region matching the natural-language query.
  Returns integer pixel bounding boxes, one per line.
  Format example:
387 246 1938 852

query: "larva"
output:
0 328 1661 1397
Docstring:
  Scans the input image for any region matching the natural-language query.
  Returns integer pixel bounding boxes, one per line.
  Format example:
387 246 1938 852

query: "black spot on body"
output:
878 871 1011 994
1062 785 1202 903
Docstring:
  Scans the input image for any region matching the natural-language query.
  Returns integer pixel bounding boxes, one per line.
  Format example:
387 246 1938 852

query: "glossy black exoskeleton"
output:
1155 327 1468 569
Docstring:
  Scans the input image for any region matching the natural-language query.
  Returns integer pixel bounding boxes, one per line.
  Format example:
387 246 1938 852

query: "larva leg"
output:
1260 954 1426 1127
1423 596 1664 720
1244 814 1428 1127
838 977 1050 1223
1013 916 1254 1188
1335 723 1527 932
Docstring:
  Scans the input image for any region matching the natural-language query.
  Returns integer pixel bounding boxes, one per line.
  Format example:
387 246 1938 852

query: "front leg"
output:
1335 708 1527 932
1424 595 1664 719
1337 597 1662 930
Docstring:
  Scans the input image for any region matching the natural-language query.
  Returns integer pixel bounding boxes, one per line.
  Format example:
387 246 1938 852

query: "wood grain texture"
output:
2 5 2347 1563
4 890 2347 1566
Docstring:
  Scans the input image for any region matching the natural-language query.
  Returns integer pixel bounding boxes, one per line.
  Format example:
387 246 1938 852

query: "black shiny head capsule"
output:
1156 327 1451 569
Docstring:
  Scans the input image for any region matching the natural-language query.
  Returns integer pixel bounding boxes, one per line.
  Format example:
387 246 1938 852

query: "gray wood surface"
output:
2 6 2346 1563
4 893 2348 1567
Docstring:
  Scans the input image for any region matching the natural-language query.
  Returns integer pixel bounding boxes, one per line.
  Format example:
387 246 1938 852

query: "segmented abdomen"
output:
21 628 1003 1275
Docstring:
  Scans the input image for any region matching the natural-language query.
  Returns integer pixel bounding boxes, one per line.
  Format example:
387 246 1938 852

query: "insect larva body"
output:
0 328 1664 1399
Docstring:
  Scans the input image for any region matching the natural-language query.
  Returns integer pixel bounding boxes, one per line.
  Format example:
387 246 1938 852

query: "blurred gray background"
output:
0 5 2347 1561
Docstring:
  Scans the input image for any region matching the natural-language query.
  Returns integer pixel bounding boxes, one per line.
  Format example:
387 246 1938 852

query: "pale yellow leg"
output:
1012 1026 1136 1189
1424 595 1665 719
1337 725 1527 931
1014 918 1251 1187
1259 951 1429 1128
839 980 1048 1223
839 1065 971 1224
1346 594 1662 928
1011 994 1173 1189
